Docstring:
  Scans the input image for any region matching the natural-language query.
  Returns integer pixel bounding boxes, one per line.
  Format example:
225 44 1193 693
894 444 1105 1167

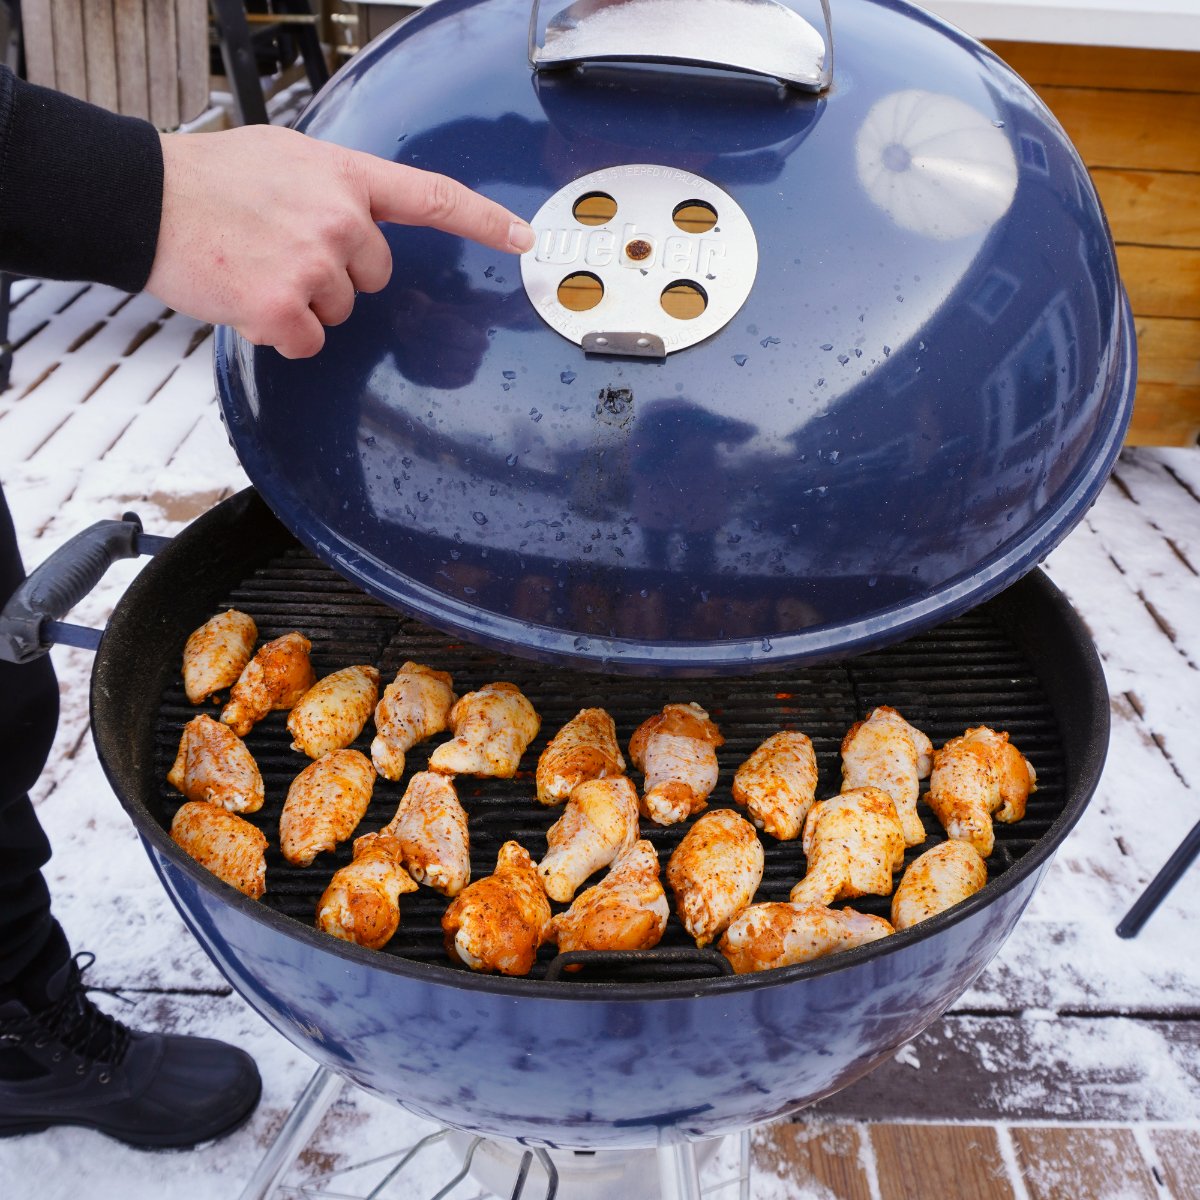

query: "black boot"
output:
0 953 261 1148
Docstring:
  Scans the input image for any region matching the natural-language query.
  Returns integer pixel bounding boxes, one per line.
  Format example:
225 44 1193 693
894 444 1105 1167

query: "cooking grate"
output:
152 547 1065 984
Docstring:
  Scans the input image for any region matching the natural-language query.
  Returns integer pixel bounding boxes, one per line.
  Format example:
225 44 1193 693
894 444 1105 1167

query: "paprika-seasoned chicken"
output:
171 801 267 899
891 839 987 930
547 840 669 956
182 609 257 704
167 714 264 814
288 664 381 759
536 708 626 805
370 662 457 782
441 841 551 976
220 631 316 737
841 706 932 847
666 809 764 947
537 776 640 903
629 702 724 826
732 730 819 841
316 832 418 950
719 903 894 974
380 771 471 897
280 749 376 866
428 682 540 779
789 787 906 908
927 726 1037 857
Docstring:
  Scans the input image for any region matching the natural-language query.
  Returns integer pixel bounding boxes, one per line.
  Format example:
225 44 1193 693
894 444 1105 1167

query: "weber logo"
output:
535 227 730 279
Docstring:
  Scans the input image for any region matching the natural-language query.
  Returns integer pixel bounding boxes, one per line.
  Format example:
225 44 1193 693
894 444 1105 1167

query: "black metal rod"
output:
509 1150 533 1200
1117 819 1200 938
534 1148 559 1200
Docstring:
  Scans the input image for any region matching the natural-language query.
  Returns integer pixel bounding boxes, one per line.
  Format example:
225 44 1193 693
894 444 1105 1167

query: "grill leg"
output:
237 1064 344 1200
657 1138 702 1200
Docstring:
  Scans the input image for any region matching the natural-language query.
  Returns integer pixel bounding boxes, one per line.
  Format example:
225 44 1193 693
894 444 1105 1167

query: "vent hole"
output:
673 200 718 234
558 272 604 312
661 281 708 321
573 193 617 226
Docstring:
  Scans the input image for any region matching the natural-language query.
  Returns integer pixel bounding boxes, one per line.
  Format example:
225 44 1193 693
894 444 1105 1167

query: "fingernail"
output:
508 221 536 253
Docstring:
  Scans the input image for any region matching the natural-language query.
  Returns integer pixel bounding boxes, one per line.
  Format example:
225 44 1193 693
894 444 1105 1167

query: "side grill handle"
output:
0 512 167 664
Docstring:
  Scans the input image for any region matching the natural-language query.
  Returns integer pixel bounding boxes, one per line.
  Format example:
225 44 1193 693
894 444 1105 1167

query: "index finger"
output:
361 157 535 255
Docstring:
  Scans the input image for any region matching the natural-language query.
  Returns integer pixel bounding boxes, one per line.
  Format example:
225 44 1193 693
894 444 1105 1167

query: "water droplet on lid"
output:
760 637 773 652
790 523 802 536
416 491 429 502
639 589 649 598
502 383 511 391
760 336 781 348
506 453 519 467
560 370 576 384
573 636 591 651
868 575 878 588
828 450 841 464
727 533 742 545
484 265 495 278
503 370 517 380
471 511 488 525
883 346 891 357
401 456 413 468
821 343 833 351
838 354 849 365
733 354 748 367
530 408 543 422
364 435 376 447
993 119 1005 128
463 586 476 596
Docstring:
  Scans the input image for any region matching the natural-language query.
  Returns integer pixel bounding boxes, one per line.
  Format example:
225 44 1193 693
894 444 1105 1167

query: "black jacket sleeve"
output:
0 66 164 292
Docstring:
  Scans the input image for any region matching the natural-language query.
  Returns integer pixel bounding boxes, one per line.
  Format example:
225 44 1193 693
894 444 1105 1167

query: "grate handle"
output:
544 946 734 981
0 512 168 664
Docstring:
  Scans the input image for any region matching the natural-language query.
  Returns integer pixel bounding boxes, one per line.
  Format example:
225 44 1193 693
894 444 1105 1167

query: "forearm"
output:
0 66 162 291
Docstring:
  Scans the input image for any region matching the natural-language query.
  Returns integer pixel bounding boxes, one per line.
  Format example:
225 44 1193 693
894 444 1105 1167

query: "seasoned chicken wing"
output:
629 702 724 826
220 631 316 737
428 682 540 778
732 730 818 841
719 903 894 974
441 841 551 976
167 714 264 813
380 771 471 897
666 809 764 947
288 664 381 759
536 708 626 805
182 609 257 704
316 832 418 950
537 776 640 903
927 726 1037 857
547 840 669 956
370 662 457 782
171 801 267 899
892 839 987 930
280 749 376 866
789 787 905 908
841 706 932 847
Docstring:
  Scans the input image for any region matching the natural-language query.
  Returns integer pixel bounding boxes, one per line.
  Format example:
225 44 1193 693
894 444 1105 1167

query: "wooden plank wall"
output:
21 0 209 128
989 42 1200 447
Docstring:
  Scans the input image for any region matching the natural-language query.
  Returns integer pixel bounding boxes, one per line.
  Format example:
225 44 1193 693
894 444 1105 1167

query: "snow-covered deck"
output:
0 271 1197 1199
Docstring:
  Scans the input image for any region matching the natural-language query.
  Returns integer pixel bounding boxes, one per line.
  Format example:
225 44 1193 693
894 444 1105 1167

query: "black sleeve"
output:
0 65 164 292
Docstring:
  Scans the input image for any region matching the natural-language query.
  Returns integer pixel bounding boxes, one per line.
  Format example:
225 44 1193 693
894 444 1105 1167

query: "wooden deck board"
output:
872 1125 1017 1200
1012 1127 1159 1200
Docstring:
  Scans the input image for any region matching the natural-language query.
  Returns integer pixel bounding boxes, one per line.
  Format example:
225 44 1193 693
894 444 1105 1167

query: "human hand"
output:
145 124 536 359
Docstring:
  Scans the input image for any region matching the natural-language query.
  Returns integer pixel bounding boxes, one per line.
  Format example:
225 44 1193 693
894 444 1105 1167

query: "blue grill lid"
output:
215 0 1134 675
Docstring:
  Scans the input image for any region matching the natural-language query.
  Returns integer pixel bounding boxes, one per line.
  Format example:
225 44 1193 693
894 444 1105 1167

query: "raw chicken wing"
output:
280 749 376 866
537 776 639 903
892 839 987 930
841 706 932 846
167 714 264 813
182 609 257 704
536 708 626 805
171 801 267 899
547 841 669 955
370 662 457 781
288 664 381 759
666 809 764 947
380 771 471 897
789 787 905 907
927 726 1037 857
221 631 316 736
732 730 818 841
441 841 551 976
316 832 418 950
428 682 540 778
719 903 894 974
629 702 724 826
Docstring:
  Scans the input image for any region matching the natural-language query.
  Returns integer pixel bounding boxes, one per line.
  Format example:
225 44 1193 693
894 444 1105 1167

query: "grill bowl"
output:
94 490 1107 1147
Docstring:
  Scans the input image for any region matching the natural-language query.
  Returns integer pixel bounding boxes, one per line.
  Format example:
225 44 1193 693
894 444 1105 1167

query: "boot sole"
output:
0 1072 263 1150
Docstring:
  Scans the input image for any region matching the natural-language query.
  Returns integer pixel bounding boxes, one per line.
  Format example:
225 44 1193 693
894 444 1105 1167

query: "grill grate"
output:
153 547 1066 984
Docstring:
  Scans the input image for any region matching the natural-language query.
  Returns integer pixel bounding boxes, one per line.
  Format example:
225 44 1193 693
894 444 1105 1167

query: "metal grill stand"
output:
238 1066 751 1200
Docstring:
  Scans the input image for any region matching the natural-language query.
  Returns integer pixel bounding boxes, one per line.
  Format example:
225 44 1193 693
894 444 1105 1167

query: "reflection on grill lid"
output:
215 0 1134 673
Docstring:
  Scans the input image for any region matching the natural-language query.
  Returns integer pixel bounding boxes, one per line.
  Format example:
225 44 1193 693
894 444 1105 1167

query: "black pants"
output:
0 481 67 992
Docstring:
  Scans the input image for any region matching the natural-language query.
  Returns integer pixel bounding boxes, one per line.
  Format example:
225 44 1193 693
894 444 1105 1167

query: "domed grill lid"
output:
215 0 1134 675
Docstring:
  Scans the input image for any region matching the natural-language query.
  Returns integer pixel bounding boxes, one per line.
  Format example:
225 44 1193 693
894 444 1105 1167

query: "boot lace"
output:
20 953 133 1068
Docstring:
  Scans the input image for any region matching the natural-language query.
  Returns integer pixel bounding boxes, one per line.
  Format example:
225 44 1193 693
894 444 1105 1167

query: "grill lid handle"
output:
529 0 834 91
0 512 167 664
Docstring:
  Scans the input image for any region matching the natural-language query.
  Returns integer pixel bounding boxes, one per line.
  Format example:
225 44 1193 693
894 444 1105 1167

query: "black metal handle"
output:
544 947 733 981
1116 819 1200 938
0 512 163 664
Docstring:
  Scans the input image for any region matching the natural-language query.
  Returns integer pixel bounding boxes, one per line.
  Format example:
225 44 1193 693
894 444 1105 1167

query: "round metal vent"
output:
520 164 759 357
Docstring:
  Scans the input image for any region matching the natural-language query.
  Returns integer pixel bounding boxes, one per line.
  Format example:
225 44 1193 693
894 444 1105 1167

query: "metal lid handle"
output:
529 0 834 91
